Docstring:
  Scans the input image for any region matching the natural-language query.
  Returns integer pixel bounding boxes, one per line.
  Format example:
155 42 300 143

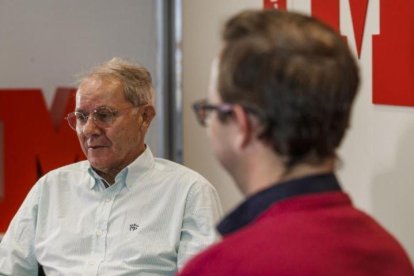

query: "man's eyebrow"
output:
95 105 114 110
75 105 113 113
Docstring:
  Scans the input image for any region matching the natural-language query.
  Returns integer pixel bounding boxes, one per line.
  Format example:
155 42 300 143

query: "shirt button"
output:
89 260 95 266
96 230 103 236
105 198 111 203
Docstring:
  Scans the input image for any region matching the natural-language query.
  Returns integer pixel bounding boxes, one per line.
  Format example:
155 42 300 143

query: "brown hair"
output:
219 10 359 168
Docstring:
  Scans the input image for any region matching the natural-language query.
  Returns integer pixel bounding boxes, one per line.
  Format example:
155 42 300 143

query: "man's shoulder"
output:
30 160 92 194
153 158 209 184
46 160 90 175
184 193 414 275
178 233 242 276
39 160 90 182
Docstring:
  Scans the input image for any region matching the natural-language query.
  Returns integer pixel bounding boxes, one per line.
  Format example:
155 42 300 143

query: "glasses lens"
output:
93 108 116 127
192 99 237 127
65 113 79 131
193 100 208 126
65 108 119 131
75 112 88 124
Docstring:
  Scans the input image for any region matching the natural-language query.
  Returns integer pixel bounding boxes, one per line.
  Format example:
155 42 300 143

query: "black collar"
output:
217 173 342 236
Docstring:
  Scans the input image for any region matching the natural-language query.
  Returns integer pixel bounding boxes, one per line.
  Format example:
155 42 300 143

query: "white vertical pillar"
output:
287 0 312 15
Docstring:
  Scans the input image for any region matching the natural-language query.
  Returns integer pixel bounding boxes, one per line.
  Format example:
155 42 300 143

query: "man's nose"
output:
81 116 101 136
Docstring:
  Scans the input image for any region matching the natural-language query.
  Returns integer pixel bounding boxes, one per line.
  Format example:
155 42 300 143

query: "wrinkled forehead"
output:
75 76 126 109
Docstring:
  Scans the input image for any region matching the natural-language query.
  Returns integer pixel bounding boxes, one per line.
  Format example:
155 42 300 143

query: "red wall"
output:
0 88 84 232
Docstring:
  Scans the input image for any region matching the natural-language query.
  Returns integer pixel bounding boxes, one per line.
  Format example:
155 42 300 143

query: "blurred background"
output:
0 0 413 262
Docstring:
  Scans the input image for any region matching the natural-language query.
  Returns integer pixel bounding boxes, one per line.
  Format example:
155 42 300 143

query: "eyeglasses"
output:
192 99 234 127
65 106 138 131
192 98 262 127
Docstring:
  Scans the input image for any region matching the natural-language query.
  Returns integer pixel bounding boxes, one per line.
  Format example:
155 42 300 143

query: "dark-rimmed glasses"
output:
65 106 138 131
192 98 262 127
192 99 234 127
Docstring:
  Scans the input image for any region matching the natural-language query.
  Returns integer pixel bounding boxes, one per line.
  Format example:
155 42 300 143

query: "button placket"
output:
89 193 115 272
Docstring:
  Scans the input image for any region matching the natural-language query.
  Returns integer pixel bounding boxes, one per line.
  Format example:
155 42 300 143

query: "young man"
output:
0 58 222 275
180 10 414 275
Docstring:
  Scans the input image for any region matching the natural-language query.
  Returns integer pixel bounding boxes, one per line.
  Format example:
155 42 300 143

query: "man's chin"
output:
88 159 110 172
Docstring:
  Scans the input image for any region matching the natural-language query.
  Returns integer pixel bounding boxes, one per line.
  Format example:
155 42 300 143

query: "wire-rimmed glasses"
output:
65 106 138 131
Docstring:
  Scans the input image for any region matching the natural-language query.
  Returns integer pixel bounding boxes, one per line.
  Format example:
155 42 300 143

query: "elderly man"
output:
179 10 414 275
0 58 222 275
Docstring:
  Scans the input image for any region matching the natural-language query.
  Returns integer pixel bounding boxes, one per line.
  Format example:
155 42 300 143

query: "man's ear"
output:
232 105 253 149
141 105 156 128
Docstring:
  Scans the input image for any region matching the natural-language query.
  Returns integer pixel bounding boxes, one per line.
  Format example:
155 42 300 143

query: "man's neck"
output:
95 169 118 185
92 146 147 185
234 146 335 197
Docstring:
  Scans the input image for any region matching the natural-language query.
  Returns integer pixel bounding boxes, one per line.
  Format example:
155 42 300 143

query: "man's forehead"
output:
78 75 122 93
208 58 220 101
75 76 125 109
211 57 219 77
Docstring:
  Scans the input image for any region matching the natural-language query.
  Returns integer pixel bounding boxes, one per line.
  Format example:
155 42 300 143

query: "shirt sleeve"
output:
0 183 40 276
177 178 223 269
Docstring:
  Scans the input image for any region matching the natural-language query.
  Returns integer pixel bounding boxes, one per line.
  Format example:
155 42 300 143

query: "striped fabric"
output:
0 147 222 275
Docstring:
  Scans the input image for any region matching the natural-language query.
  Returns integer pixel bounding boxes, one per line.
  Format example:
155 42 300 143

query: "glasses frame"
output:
192 98 263 127
192 99 235 127
65 105 139 132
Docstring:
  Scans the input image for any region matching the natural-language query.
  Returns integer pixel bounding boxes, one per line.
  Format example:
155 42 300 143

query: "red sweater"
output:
179 192 414 275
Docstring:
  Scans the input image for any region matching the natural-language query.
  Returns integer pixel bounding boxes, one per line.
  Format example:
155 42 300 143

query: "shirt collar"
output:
87 166 128 190
217 173 342 236
124 146 155 188
87 145 155 190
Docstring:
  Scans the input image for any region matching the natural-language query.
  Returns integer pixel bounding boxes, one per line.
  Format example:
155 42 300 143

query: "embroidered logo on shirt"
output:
130 223 139 231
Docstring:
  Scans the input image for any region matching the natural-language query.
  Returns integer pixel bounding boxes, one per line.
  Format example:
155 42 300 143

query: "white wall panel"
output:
182 0 414 261
0 0 162 155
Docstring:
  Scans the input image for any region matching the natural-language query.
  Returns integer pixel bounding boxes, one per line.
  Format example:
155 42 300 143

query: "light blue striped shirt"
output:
0 147 222 275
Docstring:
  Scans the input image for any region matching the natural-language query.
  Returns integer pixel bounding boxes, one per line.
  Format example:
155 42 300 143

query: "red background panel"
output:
264 0 414 107
372 0 414 107
0 89 84 232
